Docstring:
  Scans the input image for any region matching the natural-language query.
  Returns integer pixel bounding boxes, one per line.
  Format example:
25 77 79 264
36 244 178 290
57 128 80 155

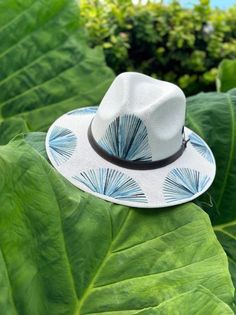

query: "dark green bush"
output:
81 0 236 95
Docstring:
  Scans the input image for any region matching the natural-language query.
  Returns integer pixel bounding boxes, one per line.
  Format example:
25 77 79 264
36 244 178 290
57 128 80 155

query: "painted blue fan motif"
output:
67 106 98 115
48 126 77 166
73 168 147 203
98 114 152 161
189 132 214 163
163 168 211 203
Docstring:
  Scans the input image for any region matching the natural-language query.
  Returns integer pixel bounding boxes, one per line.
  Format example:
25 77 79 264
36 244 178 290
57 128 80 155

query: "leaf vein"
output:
0 0 70 61
216 94 235 209
92 254 223 291
77 210 132 314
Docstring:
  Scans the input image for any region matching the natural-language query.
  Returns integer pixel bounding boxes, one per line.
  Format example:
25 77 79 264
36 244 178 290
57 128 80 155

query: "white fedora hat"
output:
45 72 216 208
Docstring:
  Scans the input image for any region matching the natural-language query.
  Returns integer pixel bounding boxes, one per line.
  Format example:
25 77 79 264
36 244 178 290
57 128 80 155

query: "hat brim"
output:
45 107 216 208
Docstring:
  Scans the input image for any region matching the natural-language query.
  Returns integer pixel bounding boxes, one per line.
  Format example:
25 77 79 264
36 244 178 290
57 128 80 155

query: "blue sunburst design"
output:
163 168 211 203
73 168 147 203
67 106 98 115
189 132 214 163
98 114 152 161
48 126 77 166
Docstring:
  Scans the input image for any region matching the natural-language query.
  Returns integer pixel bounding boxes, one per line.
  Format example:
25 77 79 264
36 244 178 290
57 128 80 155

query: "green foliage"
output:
81 0 236 95
217 59 236 92
135 287 234 314
186 88 236 295
0 134 234 314
1 0 236 312
0 0 114 145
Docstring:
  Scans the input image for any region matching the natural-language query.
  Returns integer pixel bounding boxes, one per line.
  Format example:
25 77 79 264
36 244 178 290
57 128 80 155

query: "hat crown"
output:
91 72 186 162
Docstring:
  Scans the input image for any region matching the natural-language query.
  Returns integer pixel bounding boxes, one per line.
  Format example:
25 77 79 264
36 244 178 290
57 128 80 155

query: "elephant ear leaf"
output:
0 0 114 144
134 286 234 315
0 135 234 314
186 88 236 299
217 59 236 92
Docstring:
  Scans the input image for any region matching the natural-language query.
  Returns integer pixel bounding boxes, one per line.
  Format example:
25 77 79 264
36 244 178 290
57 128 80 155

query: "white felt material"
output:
45 73 216 208
92 73 186 160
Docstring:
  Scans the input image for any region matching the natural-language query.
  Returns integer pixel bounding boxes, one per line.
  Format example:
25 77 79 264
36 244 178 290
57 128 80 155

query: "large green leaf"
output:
217 59 236 92
0 134 234 314
186 88 236 295
0 0 114 144
134 286 234 314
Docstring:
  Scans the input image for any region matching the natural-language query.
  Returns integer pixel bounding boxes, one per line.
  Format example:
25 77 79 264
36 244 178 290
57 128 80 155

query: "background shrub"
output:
81 0 236 95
